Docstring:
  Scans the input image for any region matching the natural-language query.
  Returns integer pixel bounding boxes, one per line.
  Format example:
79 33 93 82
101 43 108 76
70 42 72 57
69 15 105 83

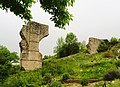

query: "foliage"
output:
2 69 42 87
54 32 80 58
0 0 75 29
42 60 65 76
98 37 120 53
97 39 110 52
62 73 70 81
0 45 19 83
103 70 120 81
2 37 120 86
47 80 62 87
43 55 57 60
42 73 52 85
80 78 89 86
42 52 117 81
0 0 35 21
2 46 120 86
79 41 87 52
110 43 120 56
54 37 65 55
115 60 120 67
107 79 120 87
40 0 75 29
65 32 78 45
94 80 120 87
110 37 119 45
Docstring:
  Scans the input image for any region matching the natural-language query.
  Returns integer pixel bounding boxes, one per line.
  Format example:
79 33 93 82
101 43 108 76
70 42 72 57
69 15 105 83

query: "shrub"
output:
118 55 120 59
43 55 49 60
97 39 110 52
3 69 42 87
47 80 62 87
43 73 52 84
80 79 89 86
103 70 120 81
115 60 120 67
62 73 70 81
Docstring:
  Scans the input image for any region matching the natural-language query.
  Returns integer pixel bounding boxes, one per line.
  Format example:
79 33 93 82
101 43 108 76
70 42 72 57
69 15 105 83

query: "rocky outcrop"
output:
87 37 102 54
19 21 49 71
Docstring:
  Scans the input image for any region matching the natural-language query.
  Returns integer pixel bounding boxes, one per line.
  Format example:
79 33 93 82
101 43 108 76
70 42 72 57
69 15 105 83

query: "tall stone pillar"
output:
19 21 49 71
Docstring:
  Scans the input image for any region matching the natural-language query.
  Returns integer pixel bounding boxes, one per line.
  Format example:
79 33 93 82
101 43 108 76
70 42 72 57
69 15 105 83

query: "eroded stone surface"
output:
87 37 102 54
19 21 48 71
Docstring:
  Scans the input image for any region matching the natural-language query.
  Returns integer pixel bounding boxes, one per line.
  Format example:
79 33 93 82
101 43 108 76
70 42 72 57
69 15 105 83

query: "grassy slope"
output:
2 43 120 87
43 52 117 80
42 50 120 87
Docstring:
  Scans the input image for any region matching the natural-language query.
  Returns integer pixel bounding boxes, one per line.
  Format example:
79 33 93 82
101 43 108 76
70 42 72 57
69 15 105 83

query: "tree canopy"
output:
0 0 75 29
54 32 80 58
0 45 19 83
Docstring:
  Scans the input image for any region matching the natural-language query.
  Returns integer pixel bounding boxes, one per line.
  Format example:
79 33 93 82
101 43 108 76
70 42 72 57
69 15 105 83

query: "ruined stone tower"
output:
87 37 102 54
19 21 49 71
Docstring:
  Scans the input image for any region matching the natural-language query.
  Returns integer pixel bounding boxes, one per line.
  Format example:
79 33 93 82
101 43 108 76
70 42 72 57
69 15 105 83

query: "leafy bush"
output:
62 73 70 81
3 69 42 87
103 70 120 81
79 41 87 53
47 80 62 87
98 37 119 53
118 55 120 59
97 39 110 52
80 78 89 86
58 42 80 58
115 60 120 67
43 73 52 84
42 61 65 77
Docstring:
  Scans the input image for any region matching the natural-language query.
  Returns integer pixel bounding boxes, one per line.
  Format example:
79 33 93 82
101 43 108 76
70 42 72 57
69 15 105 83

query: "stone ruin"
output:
87 37 102 54
19 21 49 71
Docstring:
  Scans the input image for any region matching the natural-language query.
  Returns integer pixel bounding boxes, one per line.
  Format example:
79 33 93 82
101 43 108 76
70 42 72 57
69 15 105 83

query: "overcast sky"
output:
0 0 120 56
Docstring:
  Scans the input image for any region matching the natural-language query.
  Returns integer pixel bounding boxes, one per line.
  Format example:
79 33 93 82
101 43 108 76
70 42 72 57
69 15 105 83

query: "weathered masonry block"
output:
19 21 49 71
87 37 102 54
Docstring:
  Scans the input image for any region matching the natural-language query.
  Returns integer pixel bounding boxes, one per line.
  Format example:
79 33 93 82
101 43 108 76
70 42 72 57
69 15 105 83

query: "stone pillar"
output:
19 21 49 71
87 37 102 54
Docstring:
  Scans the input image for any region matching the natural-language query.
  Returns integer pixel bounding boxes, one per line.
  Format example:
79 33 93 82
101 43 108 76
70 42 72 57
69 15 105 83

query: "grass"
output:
42 52 118 80
2 50 120 87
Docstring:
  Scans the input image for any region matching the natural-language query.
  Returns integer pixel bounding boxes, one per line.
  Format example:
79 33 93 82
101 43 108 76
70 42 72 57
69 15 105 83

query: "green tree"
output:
110 37 119 45
79 41 87 52
0 45 19 83
65 32 78 45
0 0 75 29
54 37 65 55
54 32 80 58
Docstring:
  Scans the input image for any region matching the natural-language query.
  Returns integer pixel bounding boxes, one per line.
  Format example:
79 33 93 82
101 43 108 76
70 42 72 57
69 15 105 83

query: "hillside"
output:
2 43 120 87
42 51 120 87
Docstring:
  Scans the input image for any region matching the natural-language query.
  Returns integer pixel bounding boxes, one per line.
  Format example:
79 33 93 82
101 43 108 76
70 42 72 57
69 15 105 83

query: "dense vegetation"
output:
54 32 83 58
0 45 19 84
1 37 120 87
98 37 120 52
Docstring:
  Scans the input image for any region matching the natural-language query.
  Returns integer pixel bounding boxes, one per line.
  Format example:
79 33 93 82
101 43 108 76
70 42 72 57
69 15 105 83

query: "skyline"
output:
0 0 120 56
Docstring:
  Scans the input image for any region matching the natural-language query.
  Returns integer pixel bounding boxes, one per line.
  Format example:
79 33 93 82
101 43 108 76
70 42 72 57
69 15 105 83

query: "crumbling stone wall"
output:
87 37 102 54
19 21 49 71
